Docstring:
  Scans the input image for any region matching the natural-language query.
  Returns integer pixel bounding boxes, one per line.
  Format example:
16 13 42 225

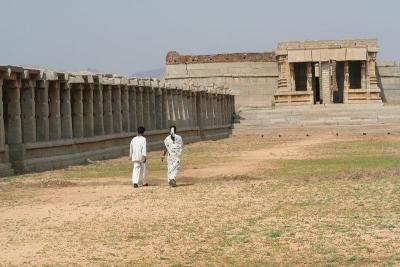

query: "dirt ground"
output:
1 125 400 266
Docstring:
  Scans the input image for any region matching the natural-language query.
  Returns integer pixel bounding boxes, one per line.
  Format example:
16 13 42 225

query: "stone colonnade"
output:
0 66 235 175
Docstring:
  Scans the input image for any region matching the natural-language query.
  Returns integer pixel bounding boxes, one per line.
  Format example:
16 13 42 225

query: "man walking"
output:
129 126 148 188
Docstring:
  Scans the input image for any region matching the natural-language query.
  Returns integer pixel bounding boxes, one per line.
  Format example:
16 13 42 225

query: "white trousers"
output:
167 156 180 181
132 162 147 185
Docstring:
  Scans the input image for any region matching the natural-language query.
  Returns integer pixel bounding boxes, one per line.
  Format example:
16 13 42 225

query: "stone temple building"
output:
165 38 400 109
275 39 381 105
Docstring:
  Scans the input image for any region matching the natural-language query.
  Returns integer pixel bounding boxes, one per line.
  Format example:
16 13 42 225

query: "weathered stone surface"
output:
0 64 235 175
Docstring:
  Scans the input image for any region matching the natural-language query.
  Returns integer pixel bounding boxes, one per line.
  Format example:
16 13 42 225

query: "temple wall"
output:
166 60 400 109
0 66 235 175
377 61 400 103
165 61 278 109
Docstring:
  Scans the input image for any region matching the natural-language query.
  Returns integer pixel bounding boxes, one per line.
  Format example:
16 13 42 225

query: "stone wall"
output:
165 60 278 109
0 65 235 175
165 56 400 109
377 61 400 103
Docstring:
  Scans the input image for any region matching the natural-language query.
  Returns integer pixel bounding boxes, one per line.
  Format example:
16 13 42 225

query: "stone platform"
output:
234 104 400 131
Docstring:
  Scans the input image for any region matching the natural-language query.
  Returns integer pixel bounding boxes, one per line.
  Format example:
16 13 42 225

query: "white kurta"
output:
164 134 183 181
129 136 147 185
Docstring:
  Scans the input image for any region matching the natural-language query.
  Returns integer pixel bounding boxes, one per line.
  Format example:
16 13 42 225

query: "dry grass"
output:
0 131 400 266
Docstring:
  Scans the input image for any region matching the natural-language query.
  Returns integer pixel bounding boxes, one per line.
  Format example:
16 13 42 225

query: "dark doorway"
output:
314 77 320 103
294 63 307 91
349 61 361 89
334 62 344 103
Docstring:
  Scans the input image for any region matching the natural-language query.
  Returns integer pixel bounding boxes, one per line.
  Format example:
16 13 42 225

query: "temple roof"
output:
277 38 379 52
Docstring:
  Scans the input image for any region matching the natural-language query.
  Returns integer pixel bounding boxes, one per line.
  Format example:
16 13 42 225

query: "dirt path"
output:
181 134 336 179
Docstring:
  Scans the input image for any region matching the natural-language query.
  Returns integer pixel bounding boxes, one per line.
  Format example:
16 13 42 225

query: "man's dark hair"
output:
138 126 145 135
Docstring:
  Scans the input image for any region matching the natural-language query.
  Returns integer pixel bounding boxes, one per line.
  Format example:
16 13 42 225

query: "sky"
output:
0 0 399 75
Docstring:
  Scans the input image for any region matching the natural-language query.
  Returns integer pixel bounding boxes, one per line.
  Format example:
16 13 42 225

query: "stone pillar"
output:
48 81 62 140
36 80 50 141
361 61 366 90
60 82 73 139
177 89 184 127
21 79 36 143
121 85 130 132
216 94 221 125
344 61 350 103
167 89 175 125
212 94 218 126
0 79 5 146
112 85 122 133
71 84 84 138
93 81 104 136
136 86 144 128
103 85 113 134
206 93 212 126
195 92 204 129
161 88 168 129
142 86 151 130
128 86 137 132
83 83 94 137
185 91 191 127
320 62 331 104
290 63 295 92
7 80 22 144
155 88 163 129
190 92 196 127
220 94 226 125
149 87 156 130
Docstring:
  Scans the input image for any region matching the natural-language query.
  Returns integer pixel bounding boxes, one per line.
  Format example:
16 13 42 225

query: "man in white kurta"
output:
163 127 183 187
129 127 148 188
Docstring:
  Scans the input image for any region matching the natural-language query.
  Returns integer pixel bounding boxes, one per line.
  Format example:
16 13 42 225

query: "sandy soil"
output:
0 126 399 266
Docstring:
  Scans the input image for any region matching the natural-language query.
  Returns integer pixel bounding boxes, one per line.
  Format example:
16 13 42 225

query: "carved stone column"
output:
213 93 218 126
6 80 22 144
361 61 366 92
155 88 163 130
83 83 94 137
149 87 156 130
190 92 197 127
36 80 50 141
0 79 5 146
136 86 144 128
102 85 113 134
167 88 175 125
93 80 104 136
112 85 122 133
121 85 130 132
21 79 36 143
128 85 137 132
344 61 349 103
60 82 73 139
177 89 185 127
195 92 204 129
142 85 151 130
71 84 84 138
290 63 295 92
161 87 168 129
48 81 62 140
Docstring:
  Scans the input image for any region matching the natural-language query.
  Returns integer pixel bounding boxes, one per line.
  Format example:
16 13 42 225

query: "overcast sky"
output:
0 0 398 75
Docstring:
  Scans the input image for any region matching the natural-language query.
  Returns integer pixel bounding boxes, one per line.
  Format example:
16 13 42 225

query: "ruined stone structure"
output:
0 65 235 175
165 38 399 109
165 51 277 109
275 39 381 105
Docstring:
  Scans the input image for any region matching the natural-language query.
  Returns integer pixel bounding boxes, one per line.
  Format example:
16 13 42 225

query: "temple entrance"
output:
333 62 344 103
312 63 321 104
314 77 320 104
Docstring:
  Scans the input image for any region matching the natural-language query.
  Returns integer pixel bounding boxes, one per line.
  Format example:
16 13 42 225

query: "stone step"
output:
235 104 400 127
